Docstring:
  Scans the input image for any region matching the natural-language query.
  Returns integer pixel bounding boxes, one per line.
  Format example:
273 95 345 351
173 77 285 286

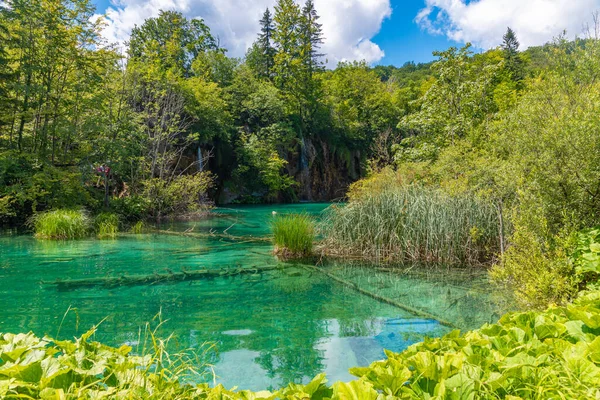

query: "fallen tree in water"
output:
42 265 281 290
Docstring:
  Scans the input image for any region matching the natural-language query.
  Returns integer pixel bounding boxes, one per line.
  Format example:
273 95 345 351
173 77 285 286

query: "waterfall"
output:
299 136 312 200
300 137 308 171
197 147 203 172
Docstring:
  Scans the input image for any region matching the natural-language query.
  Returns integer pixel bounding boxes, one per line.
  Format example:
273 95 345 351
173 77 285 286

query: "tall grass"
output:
31 209 90 240
94 212 120 239
321 185 500 266
271 213 315 258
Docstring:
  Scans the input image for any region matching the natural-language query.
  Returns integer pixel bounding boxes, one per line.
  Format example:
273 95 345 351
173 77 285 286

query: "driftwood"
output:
305 265 458 329
43 265 281 290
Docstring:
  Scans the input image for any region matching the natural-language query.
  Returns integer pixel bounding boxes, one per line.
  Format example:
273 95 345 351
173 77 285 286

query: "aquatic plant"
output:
321 185 500 266
30 209 90 240
95 212 120 239
130 220 147 234
271 213 315 258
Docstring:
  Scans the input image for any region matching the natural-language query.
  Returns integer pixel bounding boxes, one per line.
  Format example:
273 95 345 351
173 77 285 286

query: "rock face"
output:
290 137 361 202
198 137 362 204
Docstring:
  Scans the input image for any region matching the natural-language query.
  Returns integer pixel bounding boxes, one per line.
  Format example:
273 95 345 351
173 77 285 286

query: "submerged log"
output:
43 265 281 290
151 229 270 243
305 265 458 329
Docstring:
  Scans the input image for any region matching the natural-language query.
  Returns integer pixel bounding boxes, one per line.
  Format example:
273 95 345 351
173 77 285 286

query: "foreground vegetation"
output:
2 289 600 399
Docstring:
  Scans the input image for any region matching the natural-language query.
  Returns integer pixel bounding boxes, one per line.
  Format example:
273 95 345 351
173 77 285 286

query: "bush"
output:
271 213 315 258
141 173 214 220
322 185 500 266
94 213 120 240
0 152 97 226
30 209 90 240
491 223 577 309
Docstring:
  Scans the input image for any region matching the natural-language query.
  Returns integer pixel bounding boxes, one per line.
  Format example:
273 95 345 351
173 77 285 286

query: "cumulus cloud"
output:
96 0 391 66
416 0 600 49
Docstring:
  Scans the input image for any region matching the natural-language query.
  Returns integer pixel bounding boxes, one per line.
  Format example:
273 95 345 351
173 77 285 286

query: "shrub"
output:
30 209 90 240
94 213 120 240
141 173 214 221
491 223 577 309
271 213 315 258
322 185 500 266
0 152 97 226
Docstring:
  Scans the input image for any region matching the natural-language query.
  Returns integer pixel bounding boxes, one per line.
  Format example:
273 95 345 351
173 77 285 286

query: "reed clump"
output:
271 213 315 259
321 185 500 266
94 212 120 239
31 209 90 240
130 220 147 234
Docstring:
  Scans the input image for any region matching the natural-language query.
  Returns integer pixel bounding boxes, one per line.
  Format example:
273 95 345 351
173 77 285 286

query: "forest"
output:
3 0 600 398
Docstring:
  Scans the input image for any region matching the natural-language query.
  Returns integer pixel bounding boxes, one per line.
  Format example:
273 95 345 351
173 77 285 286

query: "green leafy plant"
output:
30 209 90 240
572 228 600 275
271 213 315 259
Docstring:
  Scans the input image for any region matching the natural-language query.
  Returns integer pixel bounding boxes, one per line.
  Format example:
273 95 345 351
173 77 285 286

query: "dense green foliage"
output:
322 184 499 266
30 209 90 240
271 213 315 258
3 289 600 399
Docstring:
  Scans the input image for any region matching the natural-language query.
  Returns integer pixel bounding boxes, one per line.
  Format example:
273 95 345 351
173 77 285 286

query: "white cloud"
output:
97 0 391 66
416 0 600 49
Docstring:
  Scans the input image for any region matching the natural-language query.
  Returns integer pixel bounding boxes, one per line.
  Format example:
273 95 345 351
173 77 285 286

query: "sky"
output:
91 0 600 67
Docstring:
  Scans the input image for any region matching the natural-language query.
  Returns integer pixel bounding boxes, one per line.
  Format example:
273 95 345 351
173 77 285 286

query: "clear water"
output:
0 204 501 391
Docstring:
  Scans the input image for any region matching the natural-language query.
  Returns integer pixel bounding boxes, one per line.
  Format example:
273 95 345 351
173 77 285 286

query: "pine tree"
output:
298 0 325 135
272 0 301 91
299 0 324 77
502 27 525 86
256 8 276 79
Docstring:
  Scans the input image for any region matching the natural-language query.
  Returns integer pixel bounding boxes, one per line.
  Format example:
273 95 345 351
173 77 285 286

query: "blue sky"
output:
374 1 460 66
93 0 599 68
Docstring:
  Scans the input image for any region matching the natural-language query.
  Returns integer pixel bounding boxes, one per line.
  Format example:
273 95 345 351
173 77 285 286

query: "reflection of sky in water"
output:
0 203 499 391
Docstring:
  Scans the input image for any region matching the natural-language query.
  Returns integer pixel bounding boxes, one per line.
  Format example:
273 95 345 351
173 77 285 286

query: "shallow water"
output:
0 204 502 390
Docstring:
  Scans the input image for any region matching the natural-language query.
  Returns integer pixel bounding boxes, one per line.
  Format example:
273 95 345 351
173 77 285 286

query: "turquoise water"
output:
0 204 500 390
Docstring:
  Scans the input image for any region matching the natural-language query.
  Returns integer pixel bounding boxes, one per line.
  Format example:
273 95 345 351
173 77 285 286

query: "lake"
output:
0 204 502 391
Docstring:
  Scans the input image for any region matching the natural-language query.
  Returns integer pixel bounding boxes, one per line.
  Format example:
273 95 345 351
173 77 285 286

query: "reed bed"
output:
30 209 90 240
321 185 500 266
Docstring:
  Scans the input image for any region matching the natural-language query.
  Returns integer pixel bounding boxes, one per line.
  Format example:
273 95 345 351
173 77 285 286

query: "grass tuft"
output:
31 209 90 240
271 213 315 259
130 220 147 234
94 213 120 240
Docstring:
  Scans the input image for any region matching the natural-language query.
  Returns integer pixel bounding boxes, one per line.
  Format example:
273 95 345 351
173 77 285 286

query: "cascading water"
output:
299 136 312 200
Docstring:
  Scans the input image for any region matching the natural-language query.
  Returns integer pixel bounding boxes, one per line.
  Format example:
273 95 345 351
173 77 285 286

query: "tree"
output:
299 0 324 77
297 0 325 135
128 10 219 77
272 0 301 93
502 27 525 86
255 8 277 80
